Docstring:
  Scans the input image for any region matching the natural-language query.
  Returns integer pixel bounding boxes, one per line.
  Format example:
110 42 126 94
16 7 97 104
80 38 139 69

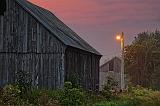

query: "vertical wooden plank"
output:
37 24 40 53
24 13 28 52
61 53 65 88
0 54 3 86
0 17 4 51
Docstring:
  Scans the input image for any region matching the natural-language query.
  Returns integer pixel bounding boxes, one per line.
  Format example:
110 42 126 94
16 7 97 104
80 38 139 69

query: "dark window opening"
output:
0 0 6 16
109 60 114 71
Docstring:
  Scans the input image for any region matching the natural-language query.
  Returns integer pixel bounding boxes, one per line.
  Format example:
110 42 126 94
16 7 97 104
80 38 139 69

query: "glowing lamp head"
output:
116 35 121 40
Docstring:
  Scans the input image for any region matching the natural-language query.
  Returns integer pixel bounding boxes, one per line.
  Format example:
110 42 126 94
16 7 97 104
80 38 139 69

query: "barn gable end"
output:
0 0 101 90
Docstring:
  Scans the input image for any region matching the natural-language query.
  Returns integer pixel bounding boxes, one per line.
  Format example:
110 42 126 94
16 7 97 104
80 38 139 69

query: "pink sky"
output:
28 0 160 63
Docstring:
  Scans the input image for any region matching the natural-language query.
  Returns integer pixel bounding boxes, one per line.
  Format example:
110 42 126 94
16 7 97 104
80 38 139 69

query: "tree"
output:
125 31 160 89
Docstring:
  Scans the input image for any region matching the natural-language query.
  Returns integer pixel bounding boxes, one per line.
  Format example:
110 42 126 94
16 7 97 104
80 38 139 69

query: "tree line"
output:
125 30 160 90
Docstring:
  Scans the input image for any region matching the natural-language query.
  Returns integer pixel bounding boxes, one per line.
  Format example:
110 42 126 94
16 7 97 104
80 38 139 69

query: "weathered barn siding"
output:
65 47 100 91
0 0 101 90
0 53 65 89
0 0 66 89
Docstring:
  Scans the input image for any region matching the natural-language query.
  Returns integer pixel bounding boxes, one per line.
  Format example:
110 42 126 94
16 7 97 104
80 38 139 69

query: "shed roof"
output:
15 0 101 55
100 57 121 68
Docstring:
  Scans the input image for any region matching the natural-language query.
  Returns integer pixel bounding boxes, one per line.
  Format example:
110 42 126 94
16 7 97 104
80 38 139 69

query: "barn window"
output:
0 0 6 16
109 60 114 71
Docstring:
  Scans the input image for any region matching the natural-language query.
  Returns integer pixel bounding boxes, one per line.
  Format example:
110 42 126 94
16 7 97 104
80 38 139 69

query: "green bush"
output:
101 77 117 100
60 82 86 106
0 84 27 105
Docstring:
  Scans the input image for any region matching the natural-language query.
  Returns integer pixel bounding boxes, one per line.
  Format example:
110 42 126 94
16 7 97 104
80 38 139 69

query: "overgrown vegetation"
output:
1 83 160 106
95 85 160 106
0 82 88 106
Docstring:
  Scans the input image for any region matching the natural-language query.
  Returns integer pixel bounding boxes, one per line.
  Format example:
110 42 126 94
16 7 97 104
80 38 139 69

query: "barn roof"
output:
15 0 101 56
100 57 121 68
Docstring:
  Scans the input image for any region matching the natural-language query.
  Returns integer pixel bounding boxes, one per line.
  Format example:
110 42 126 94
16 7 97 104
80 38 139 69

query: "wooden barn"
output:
0 0 101 90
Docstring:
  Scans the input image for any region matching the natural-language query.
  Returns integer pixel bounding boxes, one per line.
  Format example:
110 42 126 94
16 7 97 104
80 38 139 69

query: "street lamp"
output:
116 32 125 90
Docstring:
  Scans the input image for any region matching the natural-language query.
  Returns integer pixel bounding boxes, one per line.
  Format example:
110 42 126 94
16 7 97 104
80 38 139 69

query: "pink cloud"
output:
28 0 160 61
28 0 160 26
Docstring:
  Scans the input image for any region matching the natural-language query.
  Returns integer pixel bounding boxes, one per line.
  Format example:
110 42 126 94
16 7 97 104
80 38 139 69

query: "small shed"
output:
0 0 101 90
99 57 121 90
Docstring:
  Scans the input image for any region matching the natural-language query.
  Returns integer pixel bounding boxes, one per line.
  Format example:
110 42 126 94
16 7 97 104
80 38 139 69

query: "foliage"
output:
1 84 160 106
95 85 160 106
87 92 106 105
16 70 32 93
94 99 140 106
124 31 160 89
0 84 27 105
101 77 117 100
119 85 160 106
0 82 87 106
66 71 80 88
0 85 61 106
60 82 86 106
151 65 160 90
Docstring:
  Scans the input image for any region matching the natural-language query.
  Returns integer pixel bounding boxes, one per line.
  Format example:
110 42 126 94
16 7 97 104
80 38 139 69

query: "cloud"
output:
28 0 160 59
28 0 160 25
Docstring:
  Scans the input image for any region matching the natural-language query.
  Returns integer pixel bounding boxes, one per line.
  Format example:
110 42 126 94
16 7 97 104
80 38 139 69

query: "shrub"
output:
101 77 117 100
60 82 86 106
0 84 26 105
101 88 112 100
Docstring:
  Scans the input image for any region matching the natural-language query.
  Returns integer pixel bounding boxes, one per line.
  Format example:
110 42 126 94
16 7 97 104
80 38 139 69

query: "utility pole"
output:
116 32 125 90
